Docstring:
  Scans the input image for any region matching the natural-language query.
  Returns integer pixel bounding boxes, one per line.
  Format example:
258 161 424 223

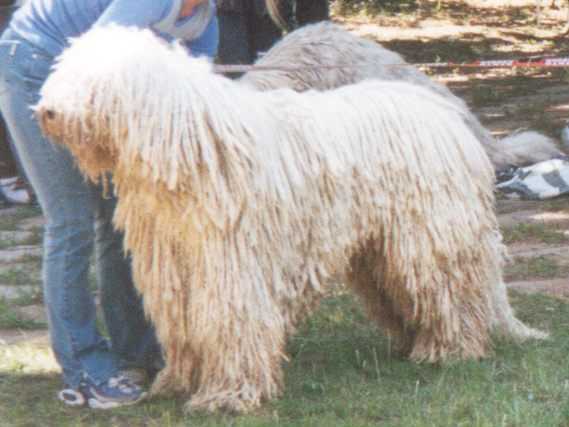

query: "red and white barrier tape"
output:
214 56 569 74
423 56 569 69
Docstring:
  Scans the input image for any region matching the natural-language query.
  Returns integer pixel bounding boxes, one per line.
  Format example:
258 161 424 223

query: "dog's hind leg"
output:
391 252 494 362
346 238 416 355
354 233 496 363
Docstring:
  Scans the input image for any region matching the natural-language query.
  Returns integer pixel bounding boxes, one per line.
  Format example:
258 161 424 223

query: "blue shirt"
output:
7 0 218 58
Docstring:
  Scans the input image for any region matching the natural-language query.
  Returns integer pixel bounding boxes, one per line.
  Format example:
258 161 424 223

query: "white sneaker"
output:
0 176 31 205
58 375 147 410
120 368 148 386
57 388 86 407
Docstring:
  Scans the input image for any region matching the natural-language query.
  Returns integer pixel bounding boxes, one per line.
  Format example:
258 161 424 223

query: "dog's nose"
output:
36 107 60 137
44 109 56 120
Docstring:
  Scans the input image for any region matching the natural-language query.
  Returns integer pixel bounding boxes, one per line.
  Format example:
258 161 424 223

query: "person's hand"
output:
179 0 207 18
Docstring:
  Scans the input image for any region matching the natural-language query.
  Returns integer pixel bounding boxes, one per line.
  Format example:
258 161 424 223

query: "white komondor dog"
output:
236 22 562 173
37 26 546 413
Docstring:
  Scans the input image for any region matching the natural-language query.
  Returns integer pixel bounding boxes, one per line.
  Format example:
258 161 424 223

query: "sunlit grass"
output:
504 256 569 281
502 223 569 245
0 206 42 231
0 298 46 330
0 265 41 287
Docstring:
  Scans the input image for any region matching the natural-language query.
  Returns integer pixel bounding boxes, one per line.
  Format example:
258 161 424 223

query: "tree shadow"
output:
342 0 569 135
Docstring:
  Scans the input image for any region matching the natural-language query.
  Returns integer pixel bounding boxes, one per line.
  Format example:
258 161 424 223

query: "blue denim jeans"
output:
0 30 161 388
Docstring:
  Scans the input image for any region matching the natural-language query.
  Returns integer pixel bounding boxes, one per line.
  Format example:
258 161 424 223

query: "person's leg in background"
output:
218 0 284 66
295 0 330 26
217 0 253 65
0 116 17 178
0 1 34 206
247 0 283 58
0 115 33 205
218 0 330 67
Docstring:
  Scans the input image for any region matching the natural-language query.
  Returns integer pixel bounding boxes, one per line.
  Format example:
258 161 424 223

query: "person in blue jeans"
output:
0 0 219 409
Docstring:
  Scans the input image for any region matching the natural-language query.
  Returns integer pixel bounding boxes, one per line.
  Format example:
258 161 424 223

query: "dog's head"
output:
37 25 257 231
36 25 186 184
35 24 224 187
34 28 138 182
36 95 119 183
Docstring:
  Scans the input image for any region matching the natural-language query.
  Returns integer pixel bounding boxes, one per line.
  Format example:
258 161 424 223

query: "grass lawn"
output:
0 291 567 427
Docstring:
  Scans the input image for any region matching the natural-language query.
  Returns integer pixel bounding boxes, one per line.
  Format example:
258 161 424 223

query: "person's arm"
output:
182 14 218 57
93 0 172 29
94 0 218 58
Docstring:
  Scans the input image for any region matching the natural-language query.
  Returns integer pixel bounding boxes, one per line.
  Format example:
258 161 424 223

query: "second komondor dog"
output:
237 22 562 173
37 26 546 413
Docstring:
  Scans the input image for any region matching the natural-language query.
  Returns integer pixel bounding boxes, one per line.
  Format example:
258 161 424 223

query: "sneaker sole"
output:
87 391 147 410
57 389 86 407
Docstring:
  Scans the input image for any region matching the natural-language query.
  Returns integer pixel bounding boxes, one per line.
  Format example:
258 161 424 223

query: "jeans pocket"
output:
0 40 53 99
22 49 54 95
0 40 20 89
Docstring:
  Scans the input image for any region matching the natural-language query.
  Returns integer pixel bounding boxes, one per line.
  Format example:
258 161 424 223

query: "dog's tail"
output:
490 279 549 341
489 130 563 172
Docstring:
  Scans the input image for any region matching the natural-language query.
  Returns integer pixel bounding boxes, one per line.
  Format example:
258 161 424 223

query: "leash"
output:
213 55 569 74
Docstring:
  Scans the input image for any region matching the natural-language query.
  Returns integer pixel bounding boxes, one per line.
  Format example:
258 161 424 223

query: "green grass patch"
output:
332 0 418 17
0 239 18 251
25 226 44 245
0 298 45 330
0 228 43 250
0 266 41 287
8 227 43 246
501 223 569 245
0 205 42 231
9 288 44 307
504 256 567 281
18 254 42 265
0 292 566 426
471 85 504 107
532 197 569 212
